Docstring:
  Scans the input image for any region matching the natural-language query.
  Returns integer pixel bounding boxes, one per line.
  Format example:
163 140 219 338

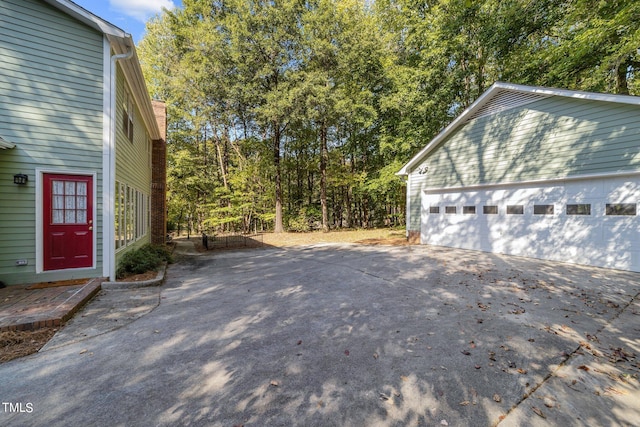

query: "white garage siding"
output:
420 175 640 272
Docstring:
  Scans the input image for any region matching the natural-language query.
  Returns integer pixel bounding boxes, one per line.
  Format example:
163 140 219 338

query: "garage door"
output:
420 176 639 272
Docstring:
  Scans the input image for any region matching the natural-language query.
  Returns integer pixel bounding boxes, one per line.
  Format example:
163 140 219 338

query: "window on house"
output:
445 206 456 214
483 205 498 214
115 182 125 250
123 90 134 142
115 181 149 251
463 206 476 214
606 203 636 216
429 206 440 214
566 204 591 215
534 204 554 215
507 205 524 215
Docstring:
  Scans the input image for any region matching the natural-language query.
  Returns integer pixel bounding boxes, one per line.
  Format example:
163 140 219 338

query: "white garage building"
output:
397 82 640 272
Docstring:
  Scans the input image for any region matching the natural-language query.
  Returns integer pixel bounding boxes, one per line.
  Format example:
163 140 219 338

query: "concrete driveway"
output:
1 241 639 426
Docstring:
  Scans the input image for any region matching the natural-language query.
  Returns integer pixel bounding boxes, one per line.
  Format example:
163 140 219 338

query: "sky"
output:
71 0 183 43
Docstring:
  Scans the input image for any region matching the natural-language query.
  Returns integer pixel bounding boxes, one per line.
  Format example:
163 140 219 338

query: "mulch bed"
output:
0 328 58 363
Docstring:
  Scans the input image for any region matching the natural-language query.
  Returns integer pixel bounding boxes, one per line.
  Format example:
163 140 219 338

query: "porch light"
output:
13 173 28 185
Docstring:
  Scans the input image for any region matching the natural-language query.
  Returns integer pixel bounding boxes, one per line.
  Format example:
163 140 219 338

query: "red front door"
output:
43 174 93 271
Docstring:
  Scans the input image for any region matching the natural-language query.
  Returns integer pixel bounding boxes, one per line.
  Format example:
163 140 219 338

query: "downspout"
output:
106 45 133 281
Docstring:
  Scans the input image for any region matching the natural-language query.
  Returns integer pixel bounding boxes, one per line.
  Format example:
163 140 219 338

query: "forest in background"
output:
137 0 640 234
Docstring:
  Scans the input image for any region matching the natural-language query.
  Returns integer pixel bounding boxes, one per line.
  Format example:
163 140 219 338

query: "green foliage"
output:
138 0 640 235
116 245 173 279
288 206 322 232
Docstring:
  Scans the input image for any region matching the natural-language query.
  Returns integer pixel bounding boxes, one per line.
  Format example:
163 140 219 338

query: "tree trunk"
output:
273 124 284 233
616 58 630 95
344 185 352 228
320 122 329 232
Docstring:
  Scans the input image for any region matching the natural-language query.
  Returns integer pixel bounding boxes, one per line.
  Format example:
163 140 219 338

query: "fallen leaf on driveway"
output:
270 380 280 387
532 406 545 418
459 400 470 406
543 397 555 408
344 349 350 356
461 350 471 355
577 365 590 371
586 334 599 342
493 394 501 402
604 386 627 396
373 352 379 359
609 347 634 362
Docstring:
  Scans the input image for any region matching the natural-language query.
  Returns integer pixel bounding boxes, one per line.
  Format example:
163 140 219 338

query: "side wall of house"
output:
0 0 104 285
114 65 153 265
407 96 640 234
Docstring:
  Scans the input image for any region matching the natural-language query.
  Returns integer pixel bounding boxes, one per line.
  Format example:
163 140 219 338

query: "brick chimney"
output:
151 100 167 245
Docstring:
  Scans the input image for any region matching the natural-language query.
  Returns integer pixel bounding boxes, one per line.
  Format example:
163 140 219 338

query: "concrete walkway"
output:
0 240 639 426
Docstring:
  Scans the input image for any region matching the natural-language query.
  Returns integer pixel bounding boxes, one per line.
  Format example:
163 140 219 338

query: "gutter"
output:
104 44 134 281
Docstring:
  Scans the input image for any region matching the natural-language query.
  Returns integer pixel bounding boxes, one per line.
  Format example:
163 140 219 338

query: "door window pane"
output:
53 210 64 224
77 182 87 196
65 181 76 196
53 195 64 209
53 181 64 195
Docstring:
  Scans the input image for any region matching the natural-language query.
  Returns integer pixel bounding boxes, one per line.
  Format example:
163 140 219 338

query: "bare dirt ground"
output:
262 227 408 246
1 229 409 364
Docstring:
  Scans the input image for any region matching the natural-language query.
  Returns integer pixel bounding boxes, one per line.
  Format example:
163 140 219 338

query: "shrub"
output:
287 206 321 232
116 244 173 279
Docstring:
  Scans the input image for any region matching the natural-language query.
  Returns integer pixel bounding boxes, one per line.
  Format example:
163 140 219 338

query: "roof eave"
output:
42 0 129 39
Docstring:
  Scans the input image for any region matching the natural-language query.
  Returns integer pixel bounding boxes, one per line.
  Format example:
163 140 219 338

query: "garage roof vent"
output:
466 90 550 122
